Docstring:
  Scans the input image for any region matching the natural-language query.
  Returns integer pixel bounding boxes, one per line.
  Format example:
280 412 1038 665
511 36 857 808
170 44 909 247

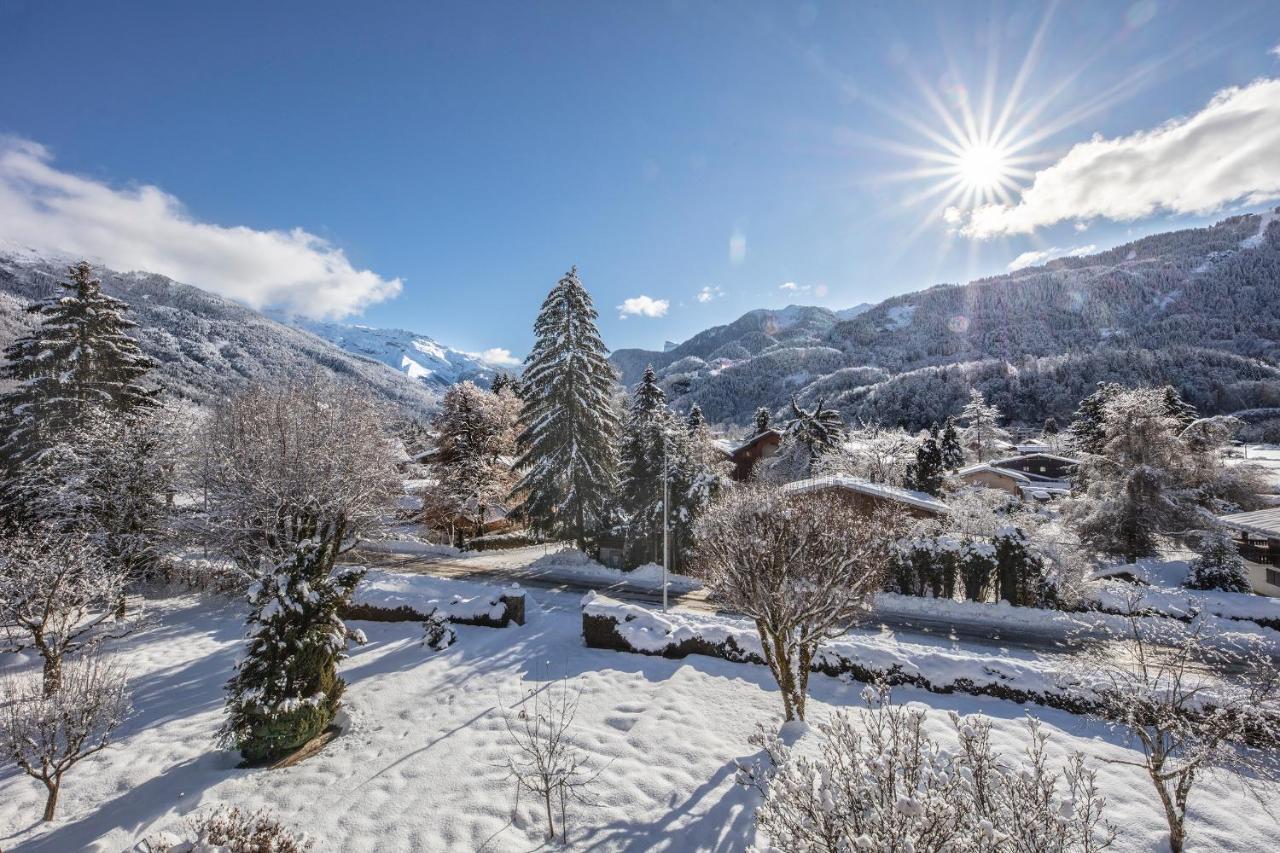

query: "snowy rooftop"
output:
1218 507 1280 538
956 463 1032 482
781 474 949 514
989 452 1080 467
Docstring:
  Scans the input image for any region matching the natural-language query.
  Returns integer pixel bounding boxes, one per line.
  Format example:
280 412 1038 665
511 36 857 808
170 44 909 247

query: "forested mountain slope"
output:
613 209 1280 428
0 253 439 415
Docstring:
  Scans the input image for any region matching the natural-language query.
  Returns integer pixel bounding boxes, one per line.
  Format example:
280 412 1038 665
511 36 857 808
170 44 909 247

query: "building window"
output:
1268 569 1280 588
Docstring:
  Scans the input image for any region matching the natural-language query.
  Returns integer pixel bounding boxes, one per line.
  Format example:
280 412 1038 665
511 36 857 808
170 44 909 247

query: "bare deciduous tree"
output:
0 528 136 694
197 375 402 573
500 676 604 845
1077 592 1280 853
691 483 900 721
0 652 131 821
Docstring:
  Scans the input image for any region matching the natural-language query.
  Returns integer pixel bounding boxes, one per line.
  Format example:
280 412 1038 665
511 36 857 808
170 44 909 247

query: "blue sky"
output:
2 1 1279 360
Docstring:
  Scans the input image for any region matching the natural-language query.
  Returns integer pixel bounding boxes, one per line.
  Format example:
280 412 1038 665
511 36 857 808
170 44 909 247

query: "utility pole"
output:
662 434 670 611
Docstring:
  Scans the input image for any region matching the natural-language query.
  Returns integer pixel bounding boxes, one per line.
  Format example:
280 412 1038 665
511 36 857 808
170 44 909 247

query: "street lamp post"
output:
662 435 670 611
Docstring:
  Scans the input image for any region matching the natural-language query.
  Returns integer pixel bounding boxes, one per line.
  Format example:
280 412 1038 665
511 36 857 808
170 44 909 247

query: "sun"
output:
956 143 1011 193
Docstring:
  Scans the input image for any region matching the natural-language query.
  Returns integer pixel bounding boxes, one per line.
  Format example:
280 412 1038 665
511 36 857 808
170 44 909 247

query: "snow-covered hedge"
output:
344 571 526 627
580 593 1100 716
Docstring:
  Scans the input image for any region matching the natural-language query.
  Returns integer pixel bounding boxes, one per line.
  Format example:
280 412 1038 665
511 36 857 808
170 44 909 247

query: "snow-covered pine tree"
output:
784 397 845 474
221 539 365 763
1068 382 1122 456
904 426 944 496
1186 526 1251 593
666 404 728 573
957 389 1009 462
1065 387 1197 563
1162 385 1199 428
939 416 964 472
0 262 156 520
618 366 671 565
512 268 620 551
754 407 771 435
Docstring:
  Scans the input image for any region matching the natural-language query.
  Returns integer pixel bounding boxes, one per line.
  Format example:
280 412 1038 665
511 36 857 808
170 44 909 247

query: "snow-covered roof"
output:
1218 507 1280 539
989 452 1080 467
781 474 949 514
956 463 1032 482
1014 442 1053 453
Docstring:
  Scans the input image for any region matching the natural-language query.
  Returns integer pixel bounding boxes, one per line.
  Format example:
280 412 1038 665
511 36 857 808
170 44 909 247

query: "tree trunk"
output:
42 779 59 822
1152 771 1185 853
42 654 62 697
767 628 799 721
544 788 555 842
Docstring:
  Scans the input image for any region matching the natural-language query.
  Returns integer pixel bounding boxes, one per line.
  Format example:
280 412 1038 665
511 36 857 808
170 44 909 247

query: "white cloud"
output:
1272 42 1280 58
0 138 401 319
617 294 669 319
778 281 827 297
953 78 1280 239
729 230 747 264
1007 244 1097 271
473 347 520 366
695 285 723 303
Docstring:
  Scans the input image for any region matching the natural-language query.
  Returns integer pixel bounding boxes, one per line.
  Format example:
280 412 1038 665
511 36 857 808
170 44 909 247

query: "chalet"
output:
1216 507 1280 597
714 428 784 481
990 452 1078 481
781 474 948 519
955 463 1032 497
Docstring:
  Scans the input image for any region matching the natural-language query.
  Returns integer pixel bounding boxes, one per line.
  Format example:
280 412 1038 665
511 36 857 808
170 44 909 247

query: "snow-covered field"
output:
2 581 1278 852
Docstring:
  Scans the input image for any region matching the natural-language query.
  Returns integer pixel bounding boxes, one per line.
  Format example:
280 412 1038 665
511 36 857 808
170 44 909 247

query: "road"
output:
352 544 1093 658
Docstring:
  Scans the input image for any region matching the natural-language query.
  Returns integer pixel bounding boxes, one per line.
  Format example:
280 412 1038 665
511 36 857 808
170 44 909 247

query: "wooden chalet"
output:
1217 507 1280 597
714 428 784 481
781 474 948 520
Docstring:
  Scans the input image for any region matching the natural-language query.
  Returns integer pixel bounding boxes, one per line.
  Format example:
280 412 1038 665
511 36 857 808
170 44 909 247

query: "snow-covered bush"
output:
0 652 131 822
888 530 959 599
422 610 456 651
741 688 1115 852
144 806 313 852
1185 526 1251 593
220 540 365 763
994 526 1052 607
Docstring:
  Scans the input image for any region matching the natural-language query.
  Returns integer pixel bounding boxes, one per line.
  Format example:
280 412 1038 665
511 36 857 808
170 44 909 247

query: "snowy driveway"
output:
349 544 1095 658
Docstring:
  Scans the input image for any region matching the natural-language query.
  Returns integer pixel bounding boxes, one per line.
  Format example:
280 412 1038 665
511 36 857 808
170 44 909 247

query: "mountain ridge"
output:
610 209 1280 428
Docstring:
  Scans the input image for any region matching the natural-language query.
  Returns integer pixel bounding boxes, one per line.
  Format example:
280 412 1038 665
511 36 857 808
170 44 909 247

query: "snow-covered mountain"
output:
0 252 441 415
611 209 1280 429
281 318 516 389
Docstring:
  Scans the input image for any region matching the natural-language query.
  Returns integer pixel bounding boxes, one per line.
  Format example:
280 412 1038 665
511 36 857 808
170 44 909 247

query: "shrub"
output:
739 687 1115 852
1186 526 1252 594
184 806 313 852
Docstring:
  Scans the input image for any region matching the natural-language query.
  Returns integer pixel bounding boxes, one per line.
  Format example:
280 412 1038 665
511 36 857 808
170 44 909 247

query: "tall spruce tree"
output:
618 366 671 565
512 267 620 551
1069 382 1121 456
905 425 945 496
939 417 964 472
754 407 771 435
1161 385 1199 428
666 404 727 573
0 262 156 521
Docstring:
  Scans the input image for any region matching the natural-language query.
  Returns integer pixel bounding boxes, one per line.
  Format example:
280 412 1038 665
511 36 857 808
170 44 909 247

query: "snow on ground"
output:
510 548 702 592
1087 557 1280 630
2 581 1278 852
